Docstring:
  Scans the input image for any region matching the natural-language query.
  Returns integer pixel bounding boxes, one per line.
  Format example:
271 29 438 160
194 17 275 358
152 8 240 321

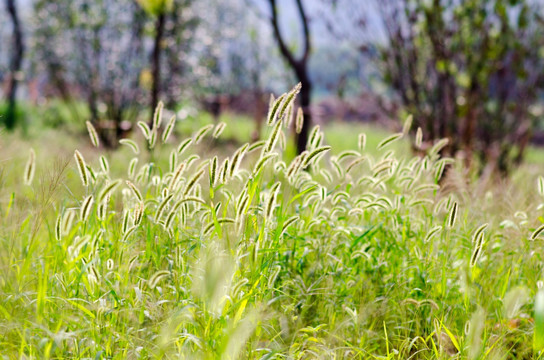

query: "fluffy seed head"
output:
184 168 205 196
265 182 281 220
295 107 304 134
80 195 94 222
447 202 458 228
263 118 283 154
377 133 403 150
162 115 177 143
169 162 186 190
119 139 140 154
358 133 366 152
24 148 36 186
277 83 302 121
194 124 214 144
155 194 173 223
415 127 423 148
213 122 227 138
86 121 100 147
126 180 143 201
303 146 331 168
169 151 177 173
471 224 488 244
230 144 249 178
149 130 157 149
152 101 164 130
134 202 145 225
402 114 413 135
55 214 62 241
470 228 486 267
99 156 109 174
267 93 287 125
209 156 218 188
531 224 544 241
148 270 170 289
128 158 138 179
253 153 277 174
74 150 89 187
177 138 192 155
98 179 121 204
137 121 151 140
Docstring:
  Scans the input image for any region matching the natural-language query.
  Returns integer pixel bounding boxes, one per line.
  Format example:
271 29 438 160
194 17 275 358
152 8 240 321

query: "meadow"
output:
2 89 544 359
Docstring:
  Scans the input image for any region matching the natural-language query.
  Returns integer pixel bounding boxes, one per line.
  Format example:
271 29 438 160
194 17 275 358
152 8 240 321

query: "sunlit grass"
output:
1 97 544 358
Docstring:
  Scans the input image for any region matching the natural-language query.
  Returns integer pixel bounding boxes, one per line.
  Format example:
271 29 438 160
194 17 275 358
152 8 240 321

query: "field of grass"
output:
1 96 544 359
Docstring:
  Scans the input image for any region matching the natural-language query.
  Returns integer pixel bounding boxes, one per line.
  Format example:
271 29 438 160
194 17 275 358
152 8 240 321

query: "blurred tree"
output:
328 0 544 175
162 0 198 108
266 0 313 154
189 0 278 135
3 0 25 129
33 0 147 146
136 0 173 126
32 0 197 146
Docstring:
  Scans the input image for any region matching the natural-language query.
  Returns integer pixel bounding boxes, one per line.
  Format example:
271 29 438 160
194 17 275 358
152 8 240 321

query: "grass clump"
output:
1 88 544 359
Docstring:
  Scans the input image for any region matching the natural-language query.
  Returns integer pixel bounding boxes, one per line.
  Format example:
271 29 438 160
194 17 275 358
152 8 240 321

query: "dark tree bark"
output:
268 0 312 154
4 0 25 129
150 12 166 126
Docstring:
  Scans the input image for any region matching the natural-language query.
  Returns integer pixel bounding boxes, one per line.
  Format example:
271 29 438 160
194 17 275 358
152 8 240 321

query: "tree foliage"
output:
376 0 544 174
326 0 544 174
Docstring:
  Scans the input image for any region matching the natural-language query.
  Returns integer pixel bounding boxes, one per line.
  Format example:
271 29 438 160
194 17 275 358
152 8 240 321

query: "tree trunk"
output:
297 70 312 154
150 12 165 126
5 0 25 129
268 0 312 154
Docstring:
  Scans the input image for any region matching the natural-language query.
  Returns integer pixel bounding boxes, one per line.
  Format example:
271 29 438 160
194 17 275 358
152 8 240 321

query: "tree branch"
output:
268 0 298 68
295 0 311 62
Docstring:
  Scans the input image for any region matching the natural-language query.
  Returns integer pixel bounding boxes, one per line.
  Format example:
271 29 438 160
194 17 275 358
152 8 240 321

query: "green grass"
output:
1 99 544 359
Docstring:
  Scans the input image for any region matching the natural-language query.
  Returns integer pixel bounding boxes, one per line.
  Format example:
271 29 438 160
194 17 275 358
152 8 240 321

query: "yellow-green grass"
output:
1 106 544 359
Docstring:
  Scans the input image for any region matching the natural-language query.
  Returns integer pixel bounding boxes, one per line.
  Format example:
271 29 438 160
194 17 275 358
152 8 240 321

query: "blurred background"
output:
2 0 544 175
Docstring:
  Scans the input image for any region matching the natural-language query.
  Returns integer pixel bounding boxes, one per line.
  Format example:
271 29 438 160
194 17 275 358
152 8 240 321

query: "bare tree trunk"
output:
268 0 312 154
150 12 165 126
4 0 25 129
297 69 312 154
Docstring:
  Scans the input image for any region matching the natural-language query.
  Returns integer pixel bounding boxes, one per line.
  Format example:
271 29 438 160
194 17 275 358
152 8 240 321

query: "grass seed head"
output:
264 118 283 154
194 124 214 144
162 114 177 143
126 180 143 201
137 121 151 140
24 148 36 186
230 143 249 178
295 107 304 134
277 82 301 121
80 195 94 222
155 194 174 223
209 156 218 188
303 146 331 168
177 138 193 155
55 214 62 241
402 114 413 134
415 127 423 148
74 150 89 187
184 168 205 196
531 224 544 241
267 93 287 126
152 101 164 130
85 121 100 147
213 122 227 138
119 139 140 154
447 201 458 228
377 133 403 150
